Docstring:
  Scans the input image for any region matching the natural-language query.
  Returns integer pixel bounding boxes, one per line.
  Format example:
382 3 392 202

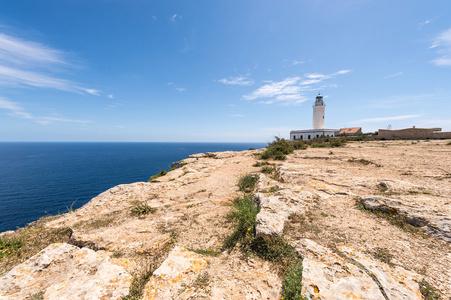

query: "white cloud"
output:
108 94 114 99
170 14 181 22
244 70 350 105
229 114 245 118
351 114 423 123
0 31 99 95
218 75 254 86
292 60 305 65
431 28 451 66
79 88 100 96
176 87 186 92
0 97 90 124
384 72 403 78
418 19 431 30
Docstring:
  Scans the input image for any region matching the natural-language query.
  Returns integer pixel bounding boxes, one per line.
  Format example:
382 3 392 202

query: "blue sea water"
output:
0 142 266 233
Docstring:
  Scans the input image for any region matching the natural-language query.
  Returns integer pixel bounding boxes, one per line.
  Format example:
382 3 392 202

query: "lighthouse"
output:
289 93 340 140
312 93 325 129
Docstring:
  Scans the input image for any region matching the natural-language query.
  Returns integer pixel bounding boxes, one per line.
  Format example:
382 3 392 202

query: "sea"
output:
0 142 266 233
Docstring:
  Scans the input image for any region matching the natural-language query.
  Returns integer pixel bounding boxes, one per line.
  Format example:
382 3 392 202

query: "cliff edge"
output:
1 140 450 299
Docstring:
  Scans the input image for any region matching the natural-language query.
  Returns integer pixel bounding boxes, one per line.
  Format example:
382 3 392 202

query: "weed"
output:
223 195 259 250
130 200 157 216
204 153 217 158
320 212 328 217
66 200 77 213
112 250 124 258
84 217 115 229
281 259 304 300
238 174 258 193
193 272 211 291
418 279 441 300
261 166 275 174
197 189 207 193
253 161 271 167
422 191 431 195
328 151 334 155
30 291 45 300
149 170 167 182
310 143 327 148
348 158 376 166
0 237 24 259
122 262 155 300
269 185 282 193
371 247 394 267
188 248 222 257
0 225 72 275
356 202 428 238
446 141 451 145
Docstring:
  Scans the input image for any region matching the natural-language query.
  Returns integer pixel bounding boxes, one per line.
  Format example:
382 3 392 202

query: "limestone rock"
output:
293 239 385 300
338 245 423 300
0 243 131 299
142 246 208 299
253 174 309 237
358 196 451 242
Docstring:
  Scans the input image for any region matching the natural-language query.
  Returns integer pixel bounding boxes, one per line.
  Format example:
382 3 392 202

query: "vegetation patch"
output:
261 166 275 174
260 137 294 160
418 279 441 300
356 202 428 238
130 200 157 216
281 259 304 300
188 248 222 257
30 291 45 300
238 174 258 193
122 261 155 300
253 161 271 167
148 170 167 182
0 224 72 275
370 247 394 267
204 152 218 158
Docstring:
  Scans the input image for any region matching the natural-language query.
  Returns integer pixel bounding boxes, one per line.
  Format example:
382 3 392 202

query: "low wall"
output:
378 128 451 139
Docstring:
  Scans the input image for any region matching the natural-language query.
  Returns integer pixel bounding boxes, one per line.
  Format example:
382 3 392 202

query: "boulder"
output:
0 243 131 299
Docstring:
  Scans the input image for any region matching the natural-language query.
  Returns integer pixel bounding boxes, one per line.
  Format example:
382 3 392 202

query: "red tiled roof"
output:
339 127 362 134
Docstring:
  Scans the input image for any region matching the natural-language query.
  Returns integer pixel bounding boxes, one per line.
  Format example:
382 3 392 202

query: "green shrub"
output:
149 170 167 182
130 200 157 215
260 137 294 160
281 259 304 300
238 174 258 193
354 137 363 141
261 166 275 174
223 195 259 250
419 279 441 300
310 143 327 148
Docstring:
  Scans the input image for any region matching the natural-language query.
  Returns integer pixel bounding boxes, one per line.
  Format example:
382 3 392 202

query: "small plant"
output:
204 152 217 158
253 161 271 167
130 200 157 216
188 248 222 257
66 200 77 213
30 291 45 300
261 166 275 174
446 141 451 145
418 279 441 300
223 195 259 250
281 259 304 300
238 174 258 193
248 147 256 150
122 263 155 300
371 247 394 267
0 236 24 259
149 170 167 182
354 137 363 141
310 143 327 148
197 189 206 193
260 137 294 160
328 151 334 155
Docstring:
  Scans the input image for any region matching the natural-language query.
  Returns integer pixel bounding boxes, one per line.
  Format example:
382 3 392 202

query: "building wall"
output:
312 105 325 129
290 130 339 140
377 127 451 139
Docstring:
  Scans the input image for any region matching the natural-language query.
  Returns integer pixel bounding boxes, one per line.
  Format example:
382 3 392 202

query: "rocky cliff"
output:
1 140 450 299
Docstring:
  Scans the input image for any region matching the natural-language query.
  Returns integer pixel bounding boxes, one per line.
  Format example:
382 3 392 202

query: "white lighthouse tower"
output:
312 93 325 129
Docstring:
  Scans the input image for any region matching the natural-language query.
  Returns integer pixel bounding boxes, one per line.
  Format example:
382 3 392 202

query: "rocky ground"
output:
0 139 450 299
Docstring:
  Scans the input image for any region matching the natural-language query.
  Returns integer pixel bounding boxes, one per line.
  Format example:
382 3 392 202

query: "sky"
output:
0 0 450 142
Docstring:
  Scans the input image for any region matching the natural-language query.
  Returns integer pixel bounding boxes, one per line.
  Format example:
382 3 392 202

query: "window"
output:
300 135 303 140
308 135 311 139
293 135 296 140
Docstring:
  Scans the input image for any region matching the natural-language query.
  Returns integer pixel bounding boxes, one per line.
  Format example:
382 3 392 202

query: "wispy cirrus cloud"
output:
384 72 403 79
0 31 99 95
0 97 90 124
243 70 351 105
350 114 423 124
430 28 451 66
218 75 254 86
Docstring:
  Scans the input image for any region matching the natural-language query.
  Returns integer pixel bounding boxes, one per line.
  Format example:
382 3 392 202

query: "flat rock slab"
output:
338 245 423 300
0 243 131 300
358 196 451 242
253 175 308 237
293 239 385 300
142 246 208 299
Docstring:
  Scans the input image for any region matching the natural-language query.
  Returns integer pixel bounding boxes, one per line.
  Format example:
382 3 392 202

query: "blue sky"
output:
0 0 450 142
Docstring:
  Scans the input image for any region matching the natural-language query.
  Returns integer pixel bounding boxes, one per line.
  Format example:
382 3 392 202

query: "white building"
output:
290 94 340 140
